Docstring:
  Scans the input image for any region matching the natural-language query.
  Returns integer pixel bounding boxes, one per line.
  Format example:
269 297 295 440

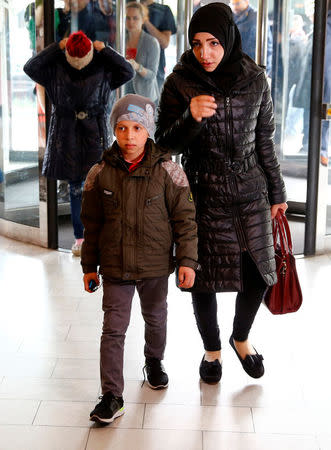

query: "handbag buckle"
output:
280 259 287 275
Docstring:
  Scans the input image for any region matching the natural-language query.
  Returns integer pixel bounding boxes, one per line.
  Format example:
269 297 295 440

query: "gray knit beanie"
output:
110 94 156 137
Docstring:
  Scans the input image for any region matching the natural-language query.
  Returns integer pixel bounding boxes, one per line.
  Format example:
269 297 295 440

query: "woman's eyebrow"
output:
192 38 219 42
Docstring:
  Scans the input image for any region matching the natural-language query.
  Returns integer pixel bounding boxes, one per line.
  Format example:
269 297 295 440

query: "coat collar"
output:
102 139 171 174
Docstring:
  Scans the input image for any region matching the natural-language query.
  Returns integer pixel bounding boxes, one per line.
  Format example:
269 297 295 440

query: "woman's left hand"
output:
59 38 68 50
271 202 288 219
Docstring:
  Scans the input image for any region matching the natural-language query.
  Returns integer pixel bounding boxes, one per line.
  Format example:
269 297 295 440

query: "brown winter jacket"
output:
81 139 199 280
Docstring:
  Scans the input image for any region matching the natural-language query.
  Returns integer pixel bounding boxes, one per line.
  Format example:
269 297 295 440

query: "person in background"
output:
156 3 287 384
125 2 160 103
81 94 198 425
284 14 307 139
230 0 273 77
321 2 331 166
92 0 117 48
291 0 330 167
140 0 176 92
56 0 96 41
24 31 134 255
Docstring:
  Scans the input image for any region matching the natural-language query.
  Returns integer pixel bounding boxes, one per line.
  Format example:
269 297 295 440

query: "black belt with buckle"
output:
188 152 258 176
53 105 104 120
75 111 89 120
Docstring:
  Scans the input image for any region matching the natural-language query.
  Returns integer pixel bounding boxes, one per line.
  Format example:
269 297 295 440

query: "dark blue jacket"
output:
24 43 134 181
324 10 331 103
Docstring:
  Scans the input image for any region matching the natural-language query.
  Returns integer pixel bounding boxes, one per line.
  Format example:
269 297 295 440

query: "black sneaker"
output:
90 392 124 425
143 357 169 389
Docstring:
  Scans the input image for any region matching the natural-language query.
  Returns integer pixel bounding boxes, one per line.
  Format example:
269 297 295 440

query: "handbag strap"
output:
279 212 293 253
273 211 289 256
276 211 293 254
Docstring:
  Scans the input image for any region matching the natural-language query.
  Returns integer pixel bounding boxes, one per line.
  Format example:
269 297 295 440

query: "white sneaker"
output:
71 240 83 256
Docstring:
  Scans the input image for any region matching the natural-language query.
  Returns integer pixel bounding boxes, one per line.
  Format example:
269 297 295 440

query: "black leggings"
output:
192 252 267 351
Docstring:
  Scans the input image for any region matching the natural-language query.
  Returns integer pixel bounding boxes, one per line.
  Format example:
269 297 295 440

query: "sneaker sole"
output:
147 382 168 390
90 407 124 425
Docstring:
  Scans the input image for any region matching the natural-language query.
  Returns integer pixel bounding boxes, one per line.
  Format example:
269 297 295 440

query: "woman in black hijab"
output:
156 3 287 383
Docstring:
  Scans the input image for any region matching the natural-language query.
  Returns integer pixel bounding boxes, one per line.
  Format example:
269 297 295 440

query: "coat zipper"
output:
224 96 231 161
224 95 248 255
233 205 247 251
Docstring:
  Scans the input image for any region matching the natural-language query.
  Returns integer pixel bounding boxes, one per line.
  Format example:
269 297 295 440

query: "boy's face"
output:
115 120 149 161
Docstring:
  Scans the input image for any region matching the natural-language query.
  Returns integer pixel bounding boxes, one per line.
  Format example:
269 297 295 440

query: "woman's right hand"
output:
59 38 68 50
190 95 217 122
93 41 105 52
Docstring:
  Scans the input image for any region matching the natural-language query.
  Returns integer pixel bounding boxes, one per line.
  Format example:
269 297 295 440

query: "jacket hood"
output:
102 138 171 170
173 49 265 93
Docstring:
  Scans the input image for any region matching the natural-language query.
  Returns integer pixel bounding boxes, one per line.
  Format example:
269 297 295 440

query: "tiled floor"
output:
0 235 330 450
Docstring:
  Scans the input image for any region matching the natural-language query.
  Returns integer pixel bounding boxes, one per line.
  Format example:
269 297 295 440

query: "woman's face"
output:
126 7 143 32
192 32 225 72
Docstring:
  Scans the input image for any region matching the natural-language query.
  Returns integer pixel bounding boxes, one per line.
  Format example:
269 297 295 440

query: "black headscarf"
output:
188 2 244 90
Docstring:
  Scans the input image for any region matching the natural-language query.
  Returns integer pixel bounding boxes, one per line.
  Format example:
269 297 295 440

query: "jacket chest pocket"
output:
102 189 119 217
145 193 167 222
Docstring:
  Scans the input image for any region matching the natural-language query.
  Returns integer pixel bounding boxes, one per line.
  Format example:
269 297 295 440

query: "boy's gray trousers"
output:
100 276 168 397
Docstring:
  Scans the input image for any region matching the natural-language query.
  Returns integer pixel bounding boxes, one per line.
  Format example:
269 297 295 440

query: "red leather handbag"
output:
263 211 303 314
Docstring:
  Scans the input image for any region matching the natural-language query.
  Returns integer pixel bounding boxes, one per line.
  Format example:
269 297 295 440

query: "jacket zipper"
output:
225 95 238 203
224 96 248 256
224 96 231 161
233 205 247 251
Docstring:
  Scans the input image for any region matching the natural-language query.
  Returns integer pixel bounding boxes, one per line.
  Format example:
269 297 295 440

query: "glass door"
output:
0 0 51 247
229 0 320 254
0 0 42 230
269 0 314 254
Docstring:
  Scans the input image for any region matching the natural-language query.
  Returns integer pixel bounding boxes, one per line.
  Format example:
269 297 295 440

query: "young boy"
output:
81 94 199 425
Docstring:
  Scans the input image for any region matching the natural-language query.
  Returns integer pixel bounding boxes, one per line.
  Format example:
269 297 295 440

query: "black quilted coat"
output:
24 43 134 182
156 51 287 293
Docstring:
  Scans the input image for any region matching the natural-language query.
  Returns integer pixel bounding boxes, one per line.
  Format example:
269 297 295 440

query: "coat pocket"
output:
102 189 119 218
145 193 167 222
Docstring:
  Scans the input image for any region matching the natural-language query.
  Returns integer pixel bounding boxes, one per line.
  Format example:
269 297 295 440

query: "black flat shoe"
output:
229 335 264 379
199 355 222 384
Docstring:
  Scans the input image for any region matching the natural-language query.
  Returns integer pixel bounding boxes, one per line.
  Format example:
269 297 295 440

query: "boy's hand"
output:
83 272 99 293
177 266 195 289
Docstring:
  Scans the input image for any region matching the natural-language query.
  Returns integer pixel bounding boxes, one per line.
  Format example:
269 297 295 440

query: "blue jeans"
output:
69 180 84 239
321 120 330 159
